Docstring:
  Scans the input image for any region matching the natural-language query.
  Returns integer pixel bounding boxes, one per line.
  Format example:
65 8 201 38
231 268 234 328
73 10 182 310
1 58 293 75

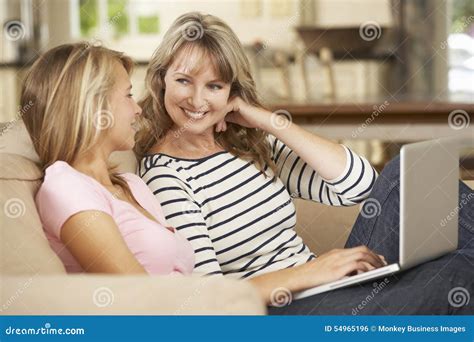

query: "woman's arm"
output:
222 98 377 205
223 98 346 180
60 211 147 274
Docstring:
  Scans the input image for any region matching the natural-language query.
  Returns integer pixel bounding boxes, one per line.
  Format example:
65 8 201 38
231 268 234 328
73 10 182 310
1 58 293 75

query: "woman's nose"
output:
189 89 208 110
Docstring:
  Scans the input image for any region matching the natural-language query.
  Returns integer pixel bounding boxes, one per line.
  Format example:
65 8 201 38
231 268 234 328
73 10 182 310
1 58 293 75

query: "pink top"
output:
35 161 194 275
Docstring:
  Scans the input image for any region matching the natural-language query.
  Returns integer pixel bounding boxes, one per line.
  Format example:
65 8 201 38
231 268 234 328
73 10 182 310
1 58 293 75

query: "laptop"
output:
294 137 461 300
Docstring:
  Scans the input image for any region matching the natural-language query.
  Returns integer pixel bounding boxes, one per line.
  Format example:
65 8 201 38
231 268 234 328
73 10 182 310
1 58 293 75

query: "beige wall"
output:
303 0 393 26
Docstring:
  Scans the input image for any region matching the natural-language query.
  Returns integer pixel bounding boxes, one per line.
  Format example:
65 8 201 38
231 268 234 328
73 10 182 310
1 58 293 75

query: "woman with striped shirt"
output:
134 12 474 314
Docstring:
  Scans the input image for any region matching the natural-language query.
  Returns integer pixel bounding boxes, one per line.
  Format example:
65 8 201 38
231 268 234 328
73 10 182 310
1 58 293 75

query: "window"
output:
447 0 474 96
76 0 160 39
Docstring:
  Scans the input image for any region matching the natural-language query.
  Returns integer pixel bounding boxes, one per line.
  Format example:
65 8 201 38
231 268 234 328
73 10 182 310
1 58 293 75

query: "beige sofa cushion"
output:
0 121 40 163
294 200 359 254
0 153 66 275
1 274 266 315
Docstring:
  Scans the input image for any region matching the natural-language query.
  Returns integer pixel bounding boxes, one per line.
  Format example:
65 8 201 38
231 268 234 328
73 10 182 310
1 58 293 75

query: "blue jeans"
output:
268 155 474 315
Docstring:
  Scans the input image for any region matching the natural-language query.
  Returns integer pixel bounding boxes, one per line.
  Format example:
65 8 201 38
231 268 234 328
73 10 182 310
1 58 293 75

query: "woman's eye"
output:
176 78 189 84
127 93 133 97
208 84 223 90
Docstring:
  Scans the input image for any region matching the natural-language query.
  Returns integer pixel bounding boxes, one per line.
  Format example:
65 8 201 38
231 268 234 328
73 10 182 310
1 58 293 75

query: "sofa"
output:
2 121 471 315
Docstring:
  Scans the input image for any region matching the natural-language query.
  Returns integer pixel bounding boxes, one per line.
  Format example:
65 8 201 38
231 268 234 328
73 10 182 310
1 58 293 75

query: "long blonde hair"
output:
135 12 276 176
21 43 134 192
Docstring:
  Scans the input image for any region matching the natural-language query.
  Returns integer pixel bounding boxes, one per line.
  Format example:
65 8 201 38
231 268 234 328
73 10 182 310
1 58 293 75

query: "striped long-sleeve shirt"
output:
138 135 378 279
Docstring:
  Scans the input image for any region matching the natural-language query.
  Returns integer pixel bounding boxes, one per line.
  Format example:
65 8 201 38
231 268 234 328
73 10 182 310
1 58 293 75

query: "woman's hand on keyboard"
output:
296 245 387 290
248 245 387 304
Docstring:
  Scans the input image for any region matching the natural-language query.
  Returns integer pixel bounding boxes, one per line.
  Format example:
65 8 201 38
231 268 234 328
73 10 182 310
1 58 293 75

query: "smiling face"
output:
163 45 232 136
105 62 142 151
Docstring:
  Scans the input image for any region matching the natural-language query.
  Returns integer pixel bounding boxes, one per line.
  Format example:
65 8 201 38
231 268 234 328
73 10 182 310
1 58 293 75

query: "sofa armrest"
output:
0 274 266 315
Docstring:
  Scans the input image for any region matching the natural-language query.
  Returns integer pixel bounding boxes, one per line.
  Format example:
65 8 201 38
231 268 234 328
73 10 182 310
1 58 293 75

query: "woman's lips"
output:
181 107 209 120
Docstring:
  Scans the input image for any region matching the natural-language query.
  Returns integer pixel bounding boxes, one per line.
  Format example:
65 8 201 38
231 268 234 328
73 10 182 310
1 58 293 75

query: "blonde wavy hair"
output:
21 43 134 193
135 12 276 176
